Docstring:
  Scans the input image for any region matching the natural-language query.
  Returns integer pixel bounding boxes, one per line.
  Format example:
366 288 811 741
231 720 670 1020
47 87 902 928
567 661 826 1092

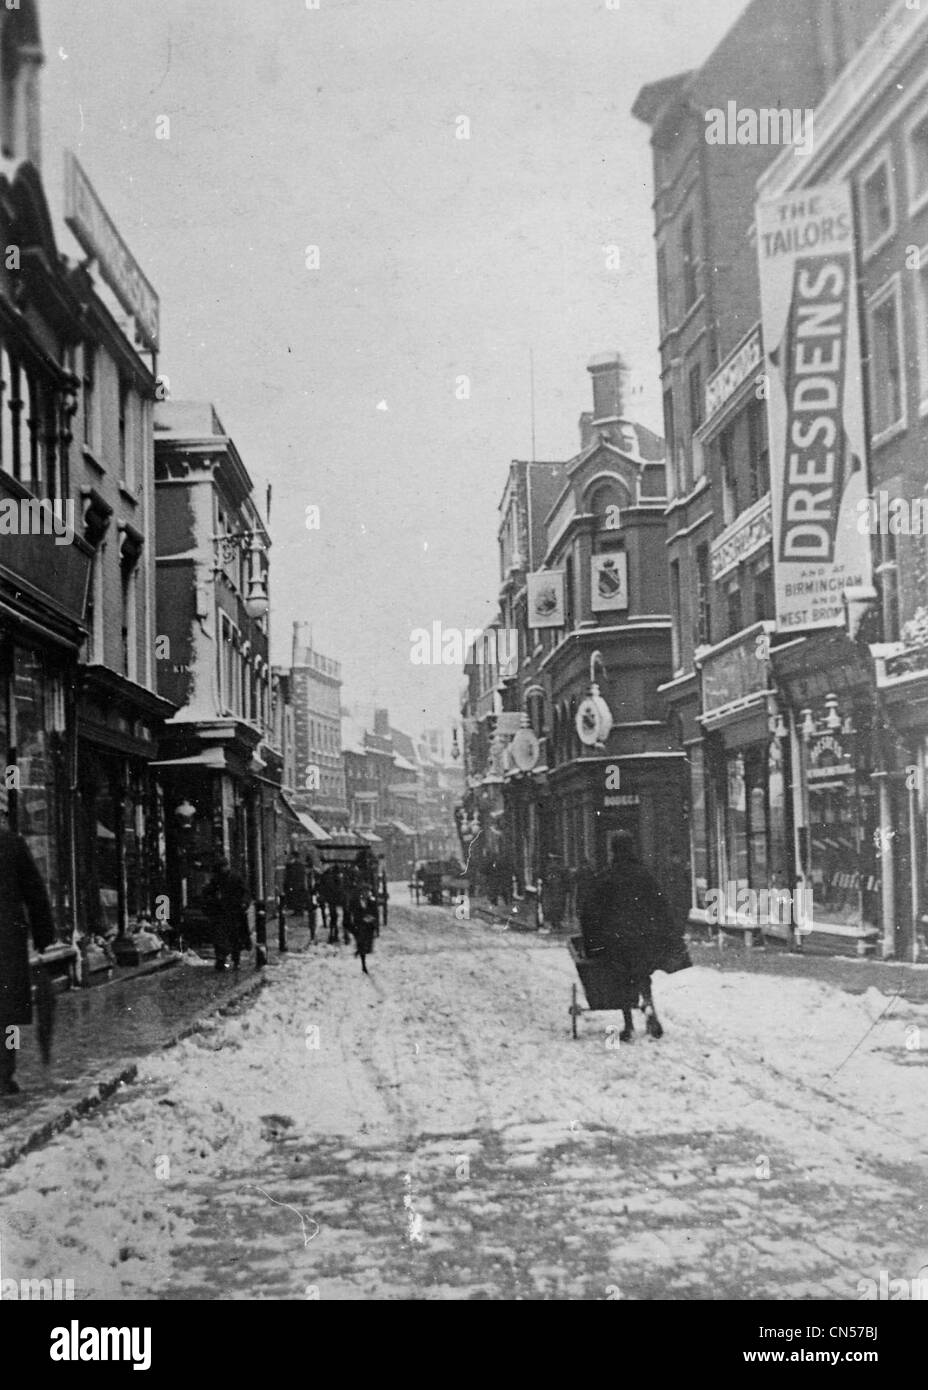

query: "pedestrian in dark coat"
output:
202 857 250 971
593 831 681 1042
377 857 388 932
351 887 378 975
283 850 308 916
0 828 55 1094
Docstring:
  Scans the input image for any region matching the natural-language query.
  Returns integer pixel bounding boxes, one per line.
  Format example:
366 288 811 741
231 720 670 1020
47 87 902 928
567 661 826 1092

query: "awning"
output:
150 748 229 771
389 820 416 836
359 830 383 844
295 812 332 841
278 792 304 826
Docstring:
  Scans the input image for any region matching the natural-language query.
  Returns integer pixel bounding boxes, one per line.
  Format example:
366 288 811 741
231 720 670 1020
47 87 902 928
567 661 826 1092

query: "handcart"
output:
567 934 628 1038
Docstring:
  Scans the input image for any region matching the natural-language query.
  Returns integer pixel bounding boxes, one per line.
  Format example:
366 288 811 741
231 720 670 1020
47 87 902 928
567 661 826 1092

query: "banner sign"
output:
591 552 628 612
65 152 161 352
527 571 565 629
756 183 871 631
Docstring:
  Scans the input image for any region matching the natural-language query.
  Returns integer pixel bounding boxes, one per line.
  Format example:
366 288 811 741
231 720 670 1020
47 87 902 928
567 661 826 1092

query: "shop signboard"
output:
700 628 770 717
756 182 872 632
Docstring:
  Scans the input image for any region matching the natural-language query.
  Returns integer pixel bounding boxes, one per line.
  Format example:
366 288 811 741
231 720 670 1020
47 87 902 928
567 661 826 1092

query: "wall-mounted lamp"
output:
800 708 816 741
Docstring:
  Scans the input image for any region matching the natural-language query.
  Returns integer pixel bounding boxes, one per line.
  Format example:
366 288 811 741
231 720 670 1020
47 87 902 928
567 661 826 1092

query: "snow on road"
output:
2 901 927 1300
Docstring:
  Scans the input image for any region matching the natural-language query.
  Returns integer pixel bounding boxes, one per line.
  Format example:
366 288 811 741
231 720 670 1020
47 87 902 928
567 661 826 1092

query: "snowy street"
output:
3 896 927 1301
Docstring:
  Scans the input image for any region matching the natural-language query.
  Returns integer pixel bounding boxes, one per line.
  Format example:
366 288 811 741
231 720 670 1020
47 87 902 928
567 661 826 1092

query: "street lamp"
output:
213 529 269 620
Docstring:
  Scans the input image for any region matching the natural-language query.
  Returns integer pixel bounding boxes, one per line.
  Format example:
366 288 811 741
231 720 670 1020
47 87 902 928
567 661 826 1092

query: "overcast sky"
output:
39 0 748 735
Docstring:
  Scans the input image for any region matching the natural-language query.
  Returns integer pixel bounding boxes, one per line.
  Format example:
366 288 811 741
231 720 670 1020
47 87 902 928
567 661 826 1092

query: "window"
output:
82 344 95 450
879 530 900 641
118 378 129 481
663 388 681 497
726 581 742 637
905 101 928 214
753 558 775 624
688 361 703 434
657 244 669 332
670 559 682 671
719 424 738 524
869 279 905 440
565 547 575 630
120 564 137 679
860 151 895 256
682 213 699 311
915 247 928 411
747 398 769 502
695 543 711 647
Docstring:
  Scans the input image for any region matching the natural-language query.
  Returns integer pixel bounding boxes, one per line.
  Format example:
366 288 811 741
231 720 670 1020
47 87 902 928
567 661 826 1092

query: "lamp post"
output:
173 797 196 948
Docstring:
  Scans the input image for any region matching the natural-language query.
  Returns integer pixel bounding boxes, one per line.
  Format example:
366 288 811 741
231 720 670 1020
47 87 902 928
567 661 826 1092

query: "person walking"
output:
283 849 308 918
0 828 55 1095
592 831 682 1043
352 886 378 975
305 858 318 943
377 855 389 933
202 856 250 972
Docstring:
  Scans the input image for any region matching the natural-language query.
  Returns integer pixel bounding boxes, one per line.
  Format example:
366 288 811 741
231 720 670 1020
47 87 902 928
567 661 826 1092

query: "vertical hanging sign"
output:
756 184 872 632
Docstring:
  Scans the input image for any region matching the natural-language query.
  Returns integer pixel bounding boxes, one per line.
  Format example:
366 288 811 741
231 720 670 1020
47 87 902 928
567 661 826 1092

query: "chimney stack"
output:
587 353 629 426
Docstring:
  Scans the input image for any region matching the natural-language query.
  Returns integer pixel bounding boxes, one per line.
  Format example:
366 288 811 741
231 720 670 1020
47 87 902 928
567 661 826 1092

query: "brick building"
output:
633 0 895 945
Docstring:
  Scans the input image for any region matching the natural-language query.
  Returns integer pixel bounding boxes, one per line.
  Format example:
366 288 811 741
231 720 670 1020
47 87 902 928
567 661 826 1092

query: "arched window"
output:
585 476 630 532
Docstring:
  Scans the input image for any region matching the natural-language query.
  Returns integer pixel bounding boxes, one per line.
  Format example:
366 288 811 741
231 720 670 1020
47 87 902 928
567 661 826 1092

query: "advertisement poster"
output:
755 183 872 632
527 570 566 628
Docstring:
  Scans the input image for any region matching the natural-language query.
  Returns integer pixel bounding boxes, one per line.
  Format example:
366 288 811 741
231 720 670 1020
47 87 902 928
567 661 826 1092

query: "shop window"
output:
859 149 895 257
868 278 906 441
689 742 710 910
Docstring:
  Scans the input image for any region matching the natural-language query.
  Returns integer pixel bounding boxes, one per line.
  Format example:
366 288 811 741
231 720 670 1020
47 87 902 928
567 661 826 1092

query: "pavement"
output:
0 918 317 1171
2 896 927 1299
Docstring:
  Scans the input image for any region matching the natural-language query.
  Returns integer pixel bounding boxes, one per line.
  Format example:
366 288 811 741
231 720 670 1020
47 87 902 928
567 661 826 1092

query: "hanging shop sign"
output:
65 152 161 353
509 727 540 772
576 690 613 747
527 571 566 629
756 182 872 632
591 552 628 612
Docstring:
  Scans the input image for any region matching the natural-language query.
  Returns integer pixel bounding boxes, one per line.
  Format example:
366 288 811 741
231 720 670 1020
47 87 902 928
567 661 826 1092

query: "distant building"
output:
153 401 279 937
290 623 348 830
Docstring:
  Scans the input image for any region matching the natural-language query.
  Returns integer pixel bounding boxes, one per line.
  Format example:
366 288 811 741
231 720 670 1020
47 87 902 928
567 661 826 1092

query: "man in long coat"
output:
0 828 55 1095
202 856 250 972
591 831 682 1042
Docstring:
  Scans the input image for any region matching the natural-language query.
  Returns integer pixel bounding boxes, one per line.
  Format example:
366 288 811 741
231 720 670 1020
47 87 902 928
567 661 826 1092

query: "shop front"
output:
697 623 792 940
772 633 881 956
